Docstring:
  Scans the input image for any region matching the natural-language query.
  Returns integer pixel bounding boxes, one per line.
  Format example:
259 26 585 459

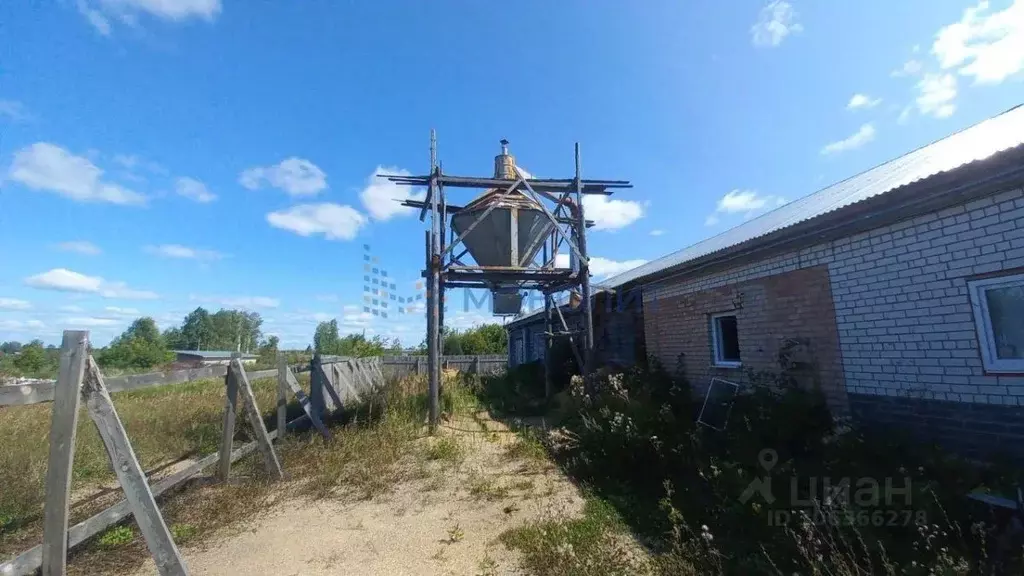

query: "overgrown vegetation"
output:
471 357 1024 575
0 373 284 560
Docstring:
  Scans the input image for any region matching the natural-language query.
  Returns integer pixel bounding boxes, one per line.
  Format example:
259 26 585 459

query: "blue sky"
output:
1 0 1022 348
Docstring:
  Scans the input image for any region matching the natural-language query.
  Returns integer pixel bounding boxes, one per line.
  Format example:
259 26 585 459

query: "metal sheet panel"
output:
602 104 1024 289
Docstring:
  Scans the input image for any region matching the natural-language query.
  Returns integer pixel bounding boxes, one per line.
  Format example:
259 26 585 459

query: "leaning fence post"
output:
276 353 288 442
82 357 189 575
231 360 284 481
41 330 90 576
218 353 241 481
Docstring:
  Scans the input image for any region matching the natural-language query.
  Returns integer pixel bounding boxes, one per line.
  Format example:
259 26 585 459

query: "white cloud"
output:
104 306 140 316
59 305 85 313
63 316 120 327
100 282 159 300
581 195 644 231
751 1 803 47
0 319 46 332
553 254 647 279
820 123 877 155
77 0 221 34
8 143 146 205
847 94 882 110
649 229 665 236
266 203 367 241
0 298 31 311
55 240 102 255
144 244 225 261
915 73 957 118
891 59 924 77
0 99 30 122
190 295 280 309
24 268 158 300
898 106 914 124
175 177 216 203
25 269 103 293
360 166 426 221
705 189 787 226
239 157 327 196
716 189 785 213
933 0 1024 85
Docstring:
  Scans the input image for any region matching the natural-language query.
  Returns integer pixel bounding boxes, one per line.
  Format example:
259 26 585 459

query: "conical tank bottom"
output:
451 205 554 267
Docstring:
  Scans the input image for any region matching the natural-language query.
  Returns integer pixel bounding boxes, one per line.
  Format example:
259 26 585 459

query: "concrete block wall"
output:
643 185 1024 457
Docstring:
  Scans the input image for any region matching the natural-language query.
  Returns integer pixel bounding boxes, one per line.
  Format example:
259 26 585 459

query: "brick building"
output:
508 104 1024 459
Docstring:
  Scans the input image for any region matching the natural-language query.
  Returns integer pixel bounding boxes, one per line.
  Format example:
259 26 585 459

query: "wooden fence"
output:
0 335 393 576
379 354 507 379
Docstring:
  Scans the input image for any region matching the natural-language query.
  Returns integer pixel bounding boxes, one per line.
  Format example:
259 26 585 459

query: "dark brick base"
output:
849 393 1024 461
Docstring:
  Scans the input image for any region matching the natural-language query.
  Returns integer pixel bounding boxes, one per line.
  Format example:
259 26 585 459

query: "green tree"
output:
12 340 47 373
162 327 185 350
257 335 280 366
313 319 340 354
0 341 23 355
180 307 214 350
98 317 174 369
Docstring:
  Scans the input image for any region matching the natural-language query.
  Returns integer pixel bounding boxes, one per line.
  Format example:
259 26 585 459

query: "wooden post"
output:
81 358 188 575
218 353 240 481
415 356 422 376
231 360 283 480
41 330 90 576
473 356 481 375
276 353 287 442
310 354 325 418
284 368 332 439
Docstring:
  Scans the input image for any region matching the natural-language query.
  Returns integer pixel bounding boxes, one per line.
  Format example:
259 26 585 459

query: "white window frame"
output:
968 273 1024 374
710 312 742 368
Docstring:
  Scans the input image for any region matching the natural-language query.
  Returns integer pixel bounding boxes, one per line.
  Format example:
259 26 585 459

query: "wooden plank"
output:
276 355 287 442
245 368 278 380
231 361 283 481
1 366 230 407
318 362 338 412
319 364 344 413
217 358 239 481
81 357 188 576
40 330 90 576
284 369 331 439
0 431 278 576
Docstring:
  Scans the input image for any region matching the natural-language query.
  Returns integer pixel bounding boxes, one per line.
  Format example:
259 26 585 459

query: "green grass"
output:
425 436 465 464
0 373 285 558
499 497 649 576
505 428 547 462
97 526 134 548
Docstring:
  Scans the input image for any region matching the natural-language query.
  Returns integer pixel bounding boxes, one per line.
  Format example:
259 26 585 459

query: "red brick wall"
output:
643 265 849 413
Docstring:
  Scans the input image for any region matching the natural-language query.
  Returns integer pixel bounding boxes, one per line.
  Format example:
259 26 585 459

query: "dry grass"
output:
0 373 285 561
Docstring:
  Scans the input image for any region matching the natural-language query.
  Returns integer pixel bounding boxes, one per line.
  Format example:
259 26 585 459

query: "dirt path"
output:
128 412 587 575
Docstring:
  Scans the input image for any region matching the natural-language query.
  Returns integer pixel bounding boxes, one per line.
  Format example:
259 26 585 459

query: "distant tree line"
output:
1 314 510 379
312 319 403 357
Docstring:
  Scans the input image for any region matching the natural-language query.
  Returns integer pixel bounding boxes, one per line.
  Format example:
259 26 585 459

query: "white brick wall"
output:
645 186 1024 405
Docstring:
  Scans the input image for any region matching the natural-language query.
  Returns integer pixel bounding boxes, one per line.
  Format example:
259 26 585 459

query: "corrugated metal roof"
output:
600 104 1024 289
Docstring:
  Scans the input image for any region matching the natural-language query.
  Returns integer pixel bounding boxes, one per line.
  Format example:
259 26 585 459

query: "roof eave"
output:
637 147 1024 289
